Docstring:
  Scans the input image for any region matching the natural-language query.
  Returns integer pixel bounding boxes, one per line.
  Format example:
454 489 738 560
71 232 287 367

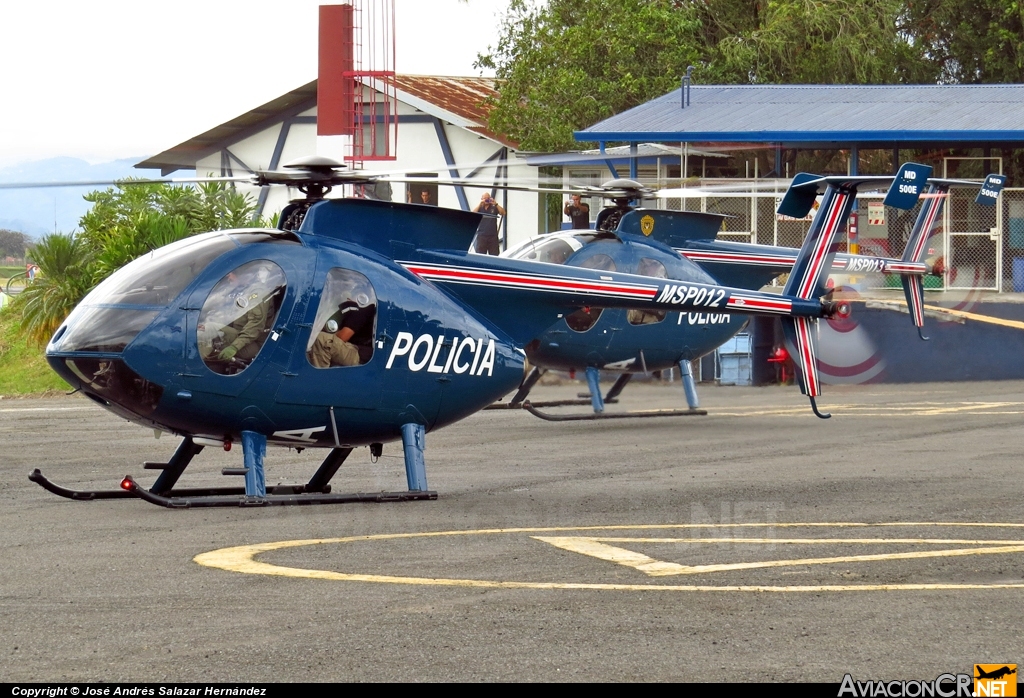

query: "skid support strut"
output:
305 447 353 493
585 367 604 413
679 360 700 410
509 367 544 406
603 373 632 403
150 437 204 494
402 423 428 491
241 431 267 498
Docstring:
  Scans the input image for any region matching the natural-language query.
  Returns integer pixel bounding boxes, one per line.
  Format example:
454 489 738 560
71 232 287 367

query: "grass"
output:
0 307 69 396
0 265 28 279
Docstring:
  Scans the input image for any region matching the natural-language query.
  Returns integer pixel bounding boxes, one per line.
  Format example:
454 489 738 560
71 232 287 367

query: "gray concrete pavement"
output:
1 380 1022 682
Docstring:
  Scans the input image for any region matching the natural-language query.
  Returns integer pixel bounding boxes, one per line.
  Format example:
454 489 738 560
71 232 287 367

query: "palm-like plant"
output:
16 233 94 345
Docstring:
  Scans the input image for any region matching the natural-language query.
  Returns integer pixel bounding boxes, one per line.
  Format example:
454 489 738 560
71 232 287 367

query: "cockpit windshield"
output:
83 230 297 308
51 229 300 355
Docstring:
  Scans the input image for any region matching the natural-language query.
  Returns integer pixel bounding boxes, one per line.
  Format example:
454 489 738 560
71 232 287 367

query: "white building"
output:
137 76 542 249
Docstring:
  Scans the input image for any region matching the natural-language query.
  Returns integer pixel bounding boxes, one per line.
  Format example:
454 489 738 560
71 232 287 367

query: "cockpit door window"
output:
627 257 669 325
197 260 287 375
306 269 377 368
565 253 616 332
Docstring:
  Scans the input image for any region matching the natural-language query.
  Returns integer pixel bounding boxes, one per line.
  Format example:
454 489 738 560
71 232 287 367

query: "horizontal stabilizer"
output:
882 163 934 209
775 173 822 219
976 174 1006 205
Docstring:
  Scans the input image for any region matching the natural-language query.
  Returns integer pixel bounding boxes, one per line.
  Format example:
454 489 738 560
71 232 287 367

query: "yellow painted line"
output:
194 523 1024 593
532 536 1024 577
922 303 1024 330
551 537 1024 545
870 298 1024 331
709 402 1024 417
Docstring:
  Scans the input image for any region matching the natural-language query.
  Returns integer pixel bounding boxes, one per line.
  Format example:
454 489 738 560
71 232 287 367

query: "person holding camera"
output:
472 192 505 255
564 194 591 229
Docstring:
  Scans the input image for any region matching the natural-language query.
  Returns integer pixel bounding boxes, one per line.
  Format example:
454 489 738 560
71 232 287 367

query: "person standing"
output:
564 194 591 229
473 192 506 255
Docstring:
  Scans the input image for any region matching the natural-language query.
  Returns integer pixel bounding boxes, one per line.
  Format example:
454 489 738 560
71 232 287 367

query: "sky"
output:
0 0 510 169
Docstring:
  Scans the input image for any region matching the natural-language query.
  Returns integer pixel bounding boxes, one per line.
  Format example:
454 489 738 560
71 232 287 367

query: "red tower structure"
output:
318 1 397 166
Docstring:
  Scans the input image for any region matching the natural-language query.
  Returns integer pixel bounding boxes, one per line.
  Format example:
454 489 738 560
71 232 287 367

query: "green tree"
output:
0 229 31 260
705 0 933 84
477 0 705 151
79 180 263 284
479 0 937 152
907 0 1024 83
14 180 265 346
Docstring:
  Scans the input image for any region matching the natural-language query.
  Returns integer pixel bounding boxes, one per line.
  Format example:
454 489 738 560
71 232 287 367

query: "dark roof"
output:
576 84 1024 148
136 76 510 176
392 75 511 146
525 143 727 167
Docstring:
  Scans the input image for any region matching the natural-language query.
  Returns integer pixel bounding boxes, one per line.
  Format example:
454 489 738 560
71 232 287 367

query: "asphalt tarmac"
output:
2 380 1023 682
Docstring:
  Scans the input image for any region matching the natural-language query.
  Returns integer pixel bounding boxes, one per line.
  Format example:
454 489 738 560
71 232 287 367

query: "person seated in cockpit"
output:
211 266 281 365
307 290 377 368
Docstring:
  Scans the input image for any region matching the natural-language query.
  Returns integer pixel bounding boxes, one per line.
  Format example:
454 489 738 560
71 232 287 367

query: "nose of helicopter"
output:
42 230 250 419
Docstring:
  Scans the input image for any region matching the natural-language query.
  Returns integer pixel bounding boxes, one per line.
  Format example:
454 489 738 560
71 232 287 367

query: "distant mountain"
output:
0 157 185 237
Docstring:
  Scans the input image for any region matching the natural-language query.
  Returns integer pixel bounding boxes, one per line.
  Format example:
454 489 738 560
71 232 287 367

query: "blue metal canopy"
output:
576 84 1024 148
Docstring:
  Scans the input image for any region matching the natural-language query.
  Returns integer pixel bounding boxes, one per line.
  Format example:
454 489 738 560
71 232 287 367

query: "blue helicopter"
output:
490 166 1005 419
26 158 865 508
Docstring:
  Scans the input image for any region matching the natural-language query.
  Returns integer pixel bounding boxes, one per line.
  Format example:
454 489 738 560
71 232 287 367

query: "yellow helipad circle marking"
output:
194 523 1024 592
708 401 1024 417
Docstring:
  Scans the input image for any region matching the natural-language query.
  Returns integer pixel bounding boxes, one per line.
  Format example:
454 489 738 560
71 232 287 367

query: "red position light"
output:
223 439 232 452
120 476 134 491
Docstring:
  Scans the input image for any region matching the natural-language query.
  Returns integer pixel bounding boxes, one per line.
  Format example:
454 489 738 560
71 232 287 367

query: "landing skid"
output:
29 425 438 508
486 397 619 410
523 402 706 421
28 469 339 501
122 477 435 508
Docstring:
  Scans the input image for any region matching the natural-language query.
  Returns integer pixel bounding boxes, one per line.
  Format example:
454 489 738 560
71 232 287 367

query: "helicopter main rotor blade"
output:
0 175 253 190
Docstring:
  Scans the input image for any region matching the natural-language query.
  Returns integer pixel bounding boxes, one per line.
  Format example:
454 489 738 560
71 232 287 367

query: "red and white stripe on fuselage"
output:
679 250 927 276
905 277 925 328
793 316 822 397
400 262 658 301
402 262 797 315
796 191 849 299
905 194 943 265
725 294 793 314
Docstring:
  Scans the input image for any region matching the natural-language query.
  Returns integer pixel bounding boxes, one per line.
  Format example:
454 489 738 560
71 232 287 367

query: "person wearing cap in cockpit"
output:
307 287 376 368
213 264 282 365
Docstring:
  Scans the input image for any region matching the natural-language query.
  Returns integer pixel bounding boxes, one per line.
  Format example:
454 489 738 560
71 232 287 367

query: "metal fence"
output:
660 174 1023 293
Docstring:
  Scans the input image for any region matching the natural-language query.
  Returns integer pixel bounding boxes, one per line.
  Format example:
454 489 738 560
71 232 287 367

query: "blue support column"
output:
679 360 700 410
586 366 605 413
401 423 428 492
241 431 267 498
